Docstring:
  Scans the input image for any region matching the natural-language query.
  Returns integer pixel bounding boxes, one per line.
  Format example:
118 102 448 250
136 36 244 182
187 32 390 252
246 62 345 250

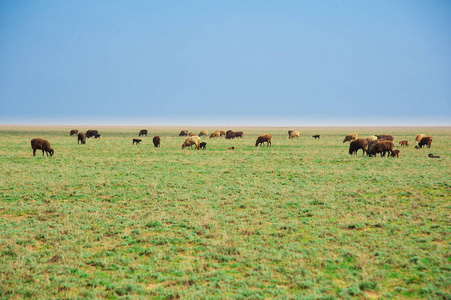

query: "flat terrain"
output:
0 126 450 299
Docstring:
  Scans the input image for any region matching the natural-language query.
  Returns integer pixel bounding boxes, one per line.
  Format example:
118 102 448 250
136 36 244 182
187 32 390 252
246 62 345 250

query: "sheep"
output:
179 130 188 136
199 130 208 136
86 130 99 138
228 146 235 150
343 133 358 143
94 134 101 139
133 139 142 145
399 140 409 147
289 131 300 139
255 134 272 147
189 132 196 136
428 154 440 158
153 136 161 147
349 139 368 156
235 131 243 138
312 135 320 139
376 135 394 141
182 136 201 150
364 136 377 144
139 129 148 136
200 142 207 150
390 150 400 157
367 140 394 157
31 138 54 157
70 129 78 136
416 134 426 142
78 132 86 144
226 131 236 139
220 130 226 137
288 130 294 137
418 136 433 148
210 131 221 138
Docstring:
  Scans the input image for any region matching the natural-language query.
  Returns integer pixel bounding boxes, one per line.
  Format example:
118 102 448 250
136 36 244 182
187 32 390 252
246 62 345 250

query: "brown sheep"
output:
399 140 409 147
289 131 300 139
139 129 148 136
189 132 196 136
418 136 433 148
288 130 294 137
200 142 207 150
364 136 377 144
416 134 426 142
179 130 188 136
133 139 142 145
220 130 226 137
31 138 54 157
255 134 272 147
349 138 368 156
312 135 320 139
199 130 208 136
153 136 160 147
343 133 358 143
70 129 78 136
428 153 440 158
228 146 235 150
235 131 243 138
210 131 221 138
86 130 99 138
390 150 400 158
182 136 201 150
367 140 394 157
78 132 86 144
376 135 394 141
226 130 236 139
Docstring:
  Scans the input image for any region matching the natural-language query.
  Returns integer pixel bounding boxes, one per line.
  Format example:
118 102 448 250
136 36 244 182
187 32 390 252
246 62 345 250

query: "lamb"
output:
376 135 394 141
153 136 160 147
418 136 433 148
210 131 221 138
399 140 409 147
235 131 243 138
133 139 142 145
428 154 440 158
312 135 320 139
228 146 235 150
182 136 201 150
255 134 272 147
200 142 207 150
367 140 394 157
70 129 78 136
139 129 148 136
343 133 358 143
416 134 426 142
199 130 208 136
78 132 86 144
179 130 188 136
31 138 54 157
289 131 300 139
390 150 400 158
349 139 368 156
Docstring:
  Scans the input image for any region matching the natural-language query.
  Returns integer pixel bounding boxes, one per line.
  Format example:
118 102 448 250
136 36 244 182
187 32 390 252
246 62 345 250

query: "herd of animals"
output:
30 129 438 159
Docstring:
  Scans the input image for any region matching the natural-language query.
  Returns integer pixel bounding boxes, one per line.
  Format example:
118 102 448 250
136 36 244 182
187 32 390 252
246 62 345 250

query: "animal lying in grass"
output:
200 142 207 150
182 136 200 150
255 134 272 147
78 132 86 144
390 150 400 157
343 133 357 143
31 138 54 156
399 141 408 147
312 135 320 139
428 153 440 158
349 139 368 155
228 146 235 150
153 136 160 147
133 139 142 145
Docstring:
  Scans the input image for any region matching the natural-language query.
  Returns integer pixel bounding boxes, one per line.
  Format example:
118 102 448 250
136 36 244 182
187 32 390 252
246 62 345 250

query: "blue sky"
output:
0 0 450 126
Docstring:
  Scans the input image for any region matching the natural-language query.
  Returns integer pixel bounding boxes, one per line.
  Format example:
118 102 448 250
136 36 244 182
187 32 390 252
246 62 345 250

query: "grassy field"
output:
0 126 450 299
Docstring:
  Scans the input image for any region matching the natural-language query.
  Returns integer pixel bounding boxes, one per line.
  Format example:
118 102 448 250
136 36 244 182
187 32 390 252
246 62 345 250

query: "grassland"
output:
0 126 450 299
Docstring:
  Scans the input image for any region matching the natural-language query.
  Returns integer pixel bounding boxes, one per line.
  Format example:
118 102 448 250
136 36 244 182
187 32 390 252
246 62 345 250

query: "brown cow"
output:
399 140 408 147
153 136 160 147
390 150 400 158
255 134 272 147
70 129 78 136
139 129 148 136
31 138 54 157
343 133 358 143
349 139 368 156
78 132 86 144
418 136 433 148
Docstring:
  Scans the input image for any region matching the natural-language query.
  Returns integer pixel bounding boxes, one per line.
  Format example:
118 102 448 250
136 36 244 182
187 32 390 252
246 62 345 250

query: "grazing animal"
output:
77 132 86 144
226 131 236 139
179 130 189 136
349 139 368 156
390 150 400 158
418 136 433 148
364 136 377 144
94 134 101 139
367 140 394 157
133 139 142 145
343 133 358 143
220 130 226 137
70 129 78 136
288 130 294 137
428 153 440 158
228 146 235 150
199 130 208 136
312 135 320 139
235 131 243 138
415 146 420 149
376 135 394 141
289 131 300 139
86 130 99 138
153 136 160 147
210 131 221 138
182 136 201 150
255 134 272 147
416 134 426 142
200 142 207 150
31 138 54 157
189 132 196 136
139 129 148 136
399 140 409 147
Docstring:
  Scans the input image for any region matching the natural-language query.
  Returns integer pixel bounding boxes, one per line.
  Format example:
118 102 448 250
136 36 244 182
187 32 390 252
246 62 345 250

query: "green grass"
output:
0 126 450 299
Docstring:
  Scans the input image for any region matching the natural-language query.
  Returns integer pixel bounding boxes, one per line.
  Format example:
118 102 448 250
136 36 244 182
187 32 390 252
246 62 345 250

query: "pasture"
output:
0 126 450 299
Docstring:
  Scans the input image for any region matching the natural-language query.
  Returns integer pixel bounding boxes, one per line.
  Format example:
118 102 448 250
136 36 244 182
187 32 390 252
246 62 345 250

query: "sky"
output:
0 0 450 126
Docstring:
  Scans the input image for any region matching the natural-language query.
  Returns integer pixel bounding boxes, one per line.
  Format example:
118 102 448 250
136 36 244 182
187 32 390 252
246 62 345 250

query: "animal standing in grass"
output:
376 135 394 141
78 132 86 144
199 130 208 137
70 129 78 136
255 134 272 147
390 150 400 157
31 138 54 157
220 130 226 137
399 141 409 147
288 130 294 137
182 136 201 150
416 134 426 142
86 130 99 138
418 136 433 148
139 129 148 137
235 131 243 138
343 133 357 143
200 142 207 150
312 135 320 139
349 139 368 156
364 136 377 144
153 136 160 147
179 130 188 136
226 130 236 139
289 131 300 139
210 131 220 138
367 140 394 157
133 139 142 145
